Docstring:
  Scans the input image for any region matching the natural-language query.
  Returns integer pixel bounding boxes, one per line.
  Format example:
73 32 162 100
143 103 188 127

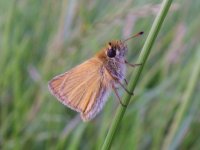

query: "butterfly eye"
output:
107 48 116 58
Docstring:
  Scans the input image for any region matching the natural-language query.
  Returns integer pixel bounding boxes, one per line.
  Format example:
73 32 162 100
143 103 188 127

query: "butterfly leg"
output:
125 60 142 68
124 78 128 85
117 80 134 96
112 84 127 107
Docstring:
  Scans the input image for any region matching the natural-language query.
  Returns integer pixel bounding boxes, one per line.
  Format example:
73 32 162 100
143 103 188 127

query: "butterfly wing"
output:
48 58 112 121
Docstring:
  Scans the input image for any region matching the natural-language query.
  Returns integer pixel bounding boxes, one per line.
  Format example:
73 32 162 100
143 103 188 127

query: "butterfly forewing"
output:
48 58 111 121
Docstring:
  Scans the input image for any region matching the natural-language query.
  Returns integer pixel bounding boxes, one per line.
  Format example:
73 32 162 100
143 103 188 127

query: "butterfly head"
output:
106 40 128 59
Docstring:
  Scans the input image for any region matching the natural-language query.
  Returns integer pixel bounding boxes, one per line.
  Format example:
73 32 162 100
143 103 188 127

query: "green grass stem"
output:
101 0 173 149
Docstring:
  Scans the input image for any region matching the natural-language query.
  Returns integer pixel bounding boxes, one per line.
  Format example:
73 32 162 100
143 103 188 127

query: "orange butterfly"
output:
48 32 143 121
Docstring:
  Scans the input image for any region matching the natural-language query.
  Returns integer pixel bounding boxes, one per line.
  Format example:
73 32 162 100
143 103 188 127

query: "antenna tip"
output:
139 31 144 35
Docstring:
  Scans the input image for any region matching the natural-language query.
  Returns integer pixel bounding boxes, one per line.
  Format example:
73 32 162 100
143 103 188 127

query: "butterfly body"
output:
48 40 129 121
97 40 128 82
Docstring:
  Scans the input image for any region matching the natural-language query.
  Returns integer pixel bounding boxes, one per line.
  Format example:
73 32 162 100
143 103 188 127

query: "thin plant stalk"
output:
101 0 173 149
162 47 200 150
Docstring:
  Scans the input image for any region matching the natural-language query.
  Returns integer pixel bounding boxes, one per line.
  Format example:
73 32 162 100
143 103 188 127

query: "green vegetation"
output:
102 0 173 149
0 0 200 150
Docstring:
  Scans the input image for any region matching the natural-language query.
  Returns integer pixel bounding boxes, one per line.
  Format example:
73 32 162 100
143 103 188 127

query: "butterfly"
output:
48 32 143 121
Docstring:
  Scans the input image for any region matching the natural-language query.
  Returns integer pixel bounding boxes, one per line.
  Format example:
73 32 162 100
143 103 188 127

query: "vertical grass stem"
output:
101 0 173 149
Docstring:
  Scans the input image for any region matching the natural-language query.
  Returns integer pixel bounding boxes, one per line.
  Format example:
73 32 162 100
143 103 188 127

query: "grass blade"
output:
162 46 200 150
101 0 174 149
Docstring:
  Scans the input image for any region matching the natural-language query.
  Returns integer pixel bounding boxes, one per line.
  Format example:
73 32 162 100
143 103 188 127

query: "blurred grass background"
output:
0 0 200 149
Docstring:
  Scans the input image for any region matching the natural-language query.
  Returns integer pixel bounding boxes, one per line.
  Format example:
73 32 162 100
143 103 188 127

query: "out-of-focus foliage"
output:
0 0 200 149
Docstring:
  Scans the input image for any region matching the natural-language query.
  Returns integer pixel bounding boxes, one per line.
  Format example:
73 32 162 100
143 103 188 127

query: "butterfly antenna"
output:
123 31 144 42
